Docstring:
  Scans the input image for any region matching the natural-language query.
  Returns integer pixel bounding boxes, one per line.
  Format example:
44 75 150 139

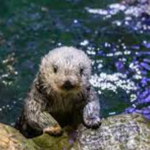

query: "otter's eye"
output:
80 68 84 75
53 65 58 73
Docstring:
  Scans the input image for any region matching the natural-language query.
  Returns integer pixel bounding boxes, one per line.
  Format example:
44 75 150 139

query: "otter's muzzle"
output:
62 80 75 91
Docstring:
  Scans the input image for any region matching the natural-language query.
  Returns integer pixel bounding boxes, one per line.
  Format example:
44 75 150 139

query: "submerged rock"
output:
1 113 150 150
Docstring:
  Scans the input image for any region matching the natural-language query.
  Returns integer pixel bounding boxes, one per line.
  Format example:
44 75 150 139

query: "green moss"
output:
33 132 74 150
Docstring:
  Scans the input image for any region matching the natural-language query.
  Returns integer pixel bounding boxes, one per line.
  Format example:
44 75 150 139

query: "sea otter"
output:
16 46 101 138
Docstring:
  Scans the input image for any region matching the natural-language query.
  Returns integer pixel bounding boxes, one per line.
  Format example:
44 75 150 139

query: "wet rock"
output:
0 123 77 150
0 123 38 150
78 113 150 150
1 113 150 150
32 129 78 150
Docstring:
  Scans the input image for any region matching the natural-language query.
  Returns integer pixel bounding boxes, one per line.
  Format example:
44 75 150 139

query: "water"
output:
0 0 150 125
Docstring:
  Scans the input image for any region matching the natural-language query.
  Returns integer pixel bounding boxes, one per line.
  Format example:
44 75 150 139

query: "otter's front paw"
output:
43 124 62 136
84 116 101 129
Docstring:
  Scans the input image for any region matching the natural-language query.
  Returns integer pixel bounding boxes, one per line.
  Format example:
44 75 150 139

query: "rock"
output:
0 123 38 150
1 113 150 150
0 123 78 150
78 113 150 150
32 130 78 150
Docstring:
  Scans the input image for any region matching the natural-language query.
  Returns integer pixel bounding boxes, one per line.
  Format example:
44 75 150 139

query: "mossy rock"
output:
1 113 150 150
32 126 78 150
0 123 38 150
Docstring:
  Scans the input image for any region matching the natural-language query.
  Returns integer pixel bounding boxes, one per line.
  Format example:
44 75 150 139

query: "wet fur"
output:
15 47 101 138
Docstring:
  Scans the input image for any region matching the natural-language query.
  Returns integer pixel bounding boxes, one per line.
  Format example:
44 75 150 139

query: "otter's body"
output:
16 47 101 138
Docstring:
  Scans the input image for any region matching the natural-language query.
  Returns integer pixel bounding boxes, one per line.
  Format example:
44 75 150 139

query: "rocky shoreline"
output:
1 113 150 150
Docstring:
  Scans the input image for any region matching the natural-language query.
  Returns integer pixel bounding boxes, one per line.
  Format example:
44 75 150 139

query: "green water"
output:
0 0 149 124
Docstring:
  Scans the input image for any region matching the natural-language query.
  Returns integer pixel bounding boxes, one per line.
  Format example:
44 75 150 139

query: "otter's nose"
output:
62 80 75 90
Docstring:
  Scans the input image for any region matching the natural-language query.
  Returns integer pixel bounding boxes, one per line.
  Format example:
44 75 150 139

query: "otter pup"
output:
16 46 101 138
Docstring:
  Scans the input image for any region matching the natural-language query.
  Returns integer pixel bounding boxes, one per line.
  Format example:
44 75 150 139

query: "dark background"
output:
0 0 150 125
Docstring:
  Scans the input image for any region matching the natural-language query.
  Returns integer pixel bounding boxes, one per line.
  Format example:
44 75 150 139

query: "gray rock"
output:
1 113 150 150
78 113 150 150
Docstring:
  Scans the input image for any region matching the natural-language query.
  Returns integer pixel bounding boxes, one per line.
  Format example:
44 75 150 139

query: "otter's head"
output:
38 46 92 95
